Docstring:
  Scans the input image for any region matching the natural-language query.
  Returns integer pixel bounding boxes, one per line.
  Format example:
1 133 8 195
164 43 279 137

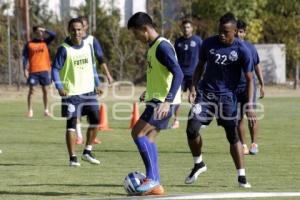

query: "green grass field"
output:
1 90 300 200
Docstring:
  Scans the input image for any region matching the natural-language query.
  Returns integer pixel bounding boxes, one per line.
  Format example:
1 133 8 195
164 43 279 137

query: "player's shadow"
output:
96 149 190 154
0 163 36 166
13 183 122 188
0 190 87 196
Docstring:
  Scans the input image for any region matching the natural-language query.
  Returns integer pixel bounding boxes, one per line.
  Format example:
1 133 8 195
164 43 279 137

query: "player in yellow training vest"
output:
127 12 183 195
52 18 102 167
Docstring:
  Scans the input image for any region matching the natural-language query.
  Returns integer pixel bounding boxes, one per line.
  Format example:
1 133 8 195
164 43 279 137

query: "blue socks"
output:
134 136 159 182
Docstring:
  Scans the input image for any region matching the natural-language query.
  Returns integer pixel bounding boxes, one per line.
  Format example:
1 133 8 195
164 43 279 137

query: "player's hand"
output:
189 87 197 104
246 106 256 127
139 91 146 102
95 87 103 96
58 89 67 97
156 102 170 120
24 69 29 79
259 86 265 99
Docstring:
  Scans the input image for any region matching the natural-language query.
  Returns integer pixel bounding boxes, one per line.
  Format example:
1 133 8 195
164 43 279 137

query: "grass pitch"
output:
0 88 300 200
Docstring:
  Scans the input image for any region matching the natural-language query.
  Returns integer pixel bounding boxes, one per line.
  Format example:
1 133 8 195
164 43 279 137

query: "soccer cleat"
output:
238 176 251 188
239 182 252 188
27 110 33 118
92 138 102 144
249 143 259 155
185 162 207 184
171 120 180 129
76 137 84 145
243 145 249 155
82 153 100 165
69 156 81 167
142 184 165 196
136 179 160 193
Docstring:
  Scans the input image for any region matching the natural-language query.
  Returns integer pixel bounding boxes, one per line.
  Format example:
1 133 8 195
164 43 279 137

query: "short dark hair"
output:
68 17 83 30
237 20 247 30
127 12 154 29
182 19 193 26
32 25 41 32
78 16 88 24
219 12 237 26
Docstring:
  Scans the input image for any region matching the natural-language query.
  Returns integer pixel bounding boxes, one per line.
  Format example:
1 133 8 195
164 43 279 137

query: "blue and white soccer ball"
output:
123 171 146 195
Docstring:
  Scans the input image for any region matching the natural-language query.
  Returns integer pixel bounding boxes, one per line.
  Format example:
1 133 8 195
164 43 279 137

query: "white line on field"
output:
80 192 300 200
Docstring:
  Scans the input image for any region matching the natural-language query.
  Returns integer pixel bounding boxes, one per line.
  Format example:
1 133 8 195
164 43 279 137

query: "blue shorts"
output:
182 75 192 92
190 91 238 127
61 92 99 122
140 100 178 130
27 71 51 86
236 86 257 119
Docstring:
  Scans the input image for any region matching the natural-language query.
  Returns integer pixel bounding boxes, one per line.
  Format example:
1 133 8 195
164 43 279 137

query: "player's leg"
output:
224 125 250 187
248 87 259 154
75 118 84 144
171 77 187 129
27 85 34 117
41 85 51 116
81 94 100 164
236 89 249 154
66 117 80 166
171 105 180 129
185 96 213 184
219 94 251 188
132 101 173 195
185 118 207 184
40 71 51 116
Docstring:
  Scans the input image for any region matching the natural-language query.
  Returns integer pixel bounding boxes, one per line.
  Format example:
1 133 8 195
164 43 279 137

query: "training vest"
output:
28 41 51 73
59 41 94 95
146 37 181 104
83 35 96 65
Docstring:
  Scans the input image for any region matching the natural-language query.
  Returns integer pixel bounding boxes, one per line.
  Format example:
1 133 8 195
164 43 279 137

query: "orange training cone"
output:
98 103 112 131
130 102 140 129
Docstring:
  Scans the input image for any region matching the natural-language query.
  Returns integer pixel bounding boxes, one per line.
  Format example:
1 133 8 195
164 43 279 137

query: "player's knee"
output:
224 126 240 144
186 119 201 140
66 117 77 132
88 111 99 127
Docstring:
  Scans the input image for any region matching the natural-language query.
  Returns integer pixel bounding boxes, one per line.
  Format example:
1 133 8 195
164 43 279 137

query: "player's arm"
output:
190 60 205 104
156 41 184 119
22 43 29 79
93 38 113 84
93 65 102 95
254 63 264 98
190 39 206 104
242 48 256 127
52 46 67 96
44 29 56 45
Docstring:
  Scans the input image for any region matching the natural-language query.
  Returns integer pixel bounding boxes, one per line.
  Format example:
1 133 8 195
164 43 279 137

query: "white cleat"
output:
185 164 207 184
239 182 252 188
69 161 81 167
82 154 100 165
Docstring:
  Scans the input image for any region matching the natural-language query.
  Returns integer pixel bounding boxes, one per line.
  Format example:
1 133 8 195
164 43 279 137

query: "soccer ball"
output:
123 171 146 195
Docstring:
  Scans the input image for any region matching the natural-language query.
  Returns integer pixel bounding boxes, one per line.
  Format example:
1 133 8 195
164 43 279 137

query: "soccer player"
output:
236 20 265 155
184 12 255 188
171 19 202 129
52 18 101 167
127 12 183 195
74 16 114 145
23 26 56 118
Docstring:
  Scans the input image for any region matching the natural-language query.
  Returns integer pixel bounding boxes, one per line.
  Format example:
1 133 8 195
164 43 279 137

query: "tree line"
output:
0 0 299 87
